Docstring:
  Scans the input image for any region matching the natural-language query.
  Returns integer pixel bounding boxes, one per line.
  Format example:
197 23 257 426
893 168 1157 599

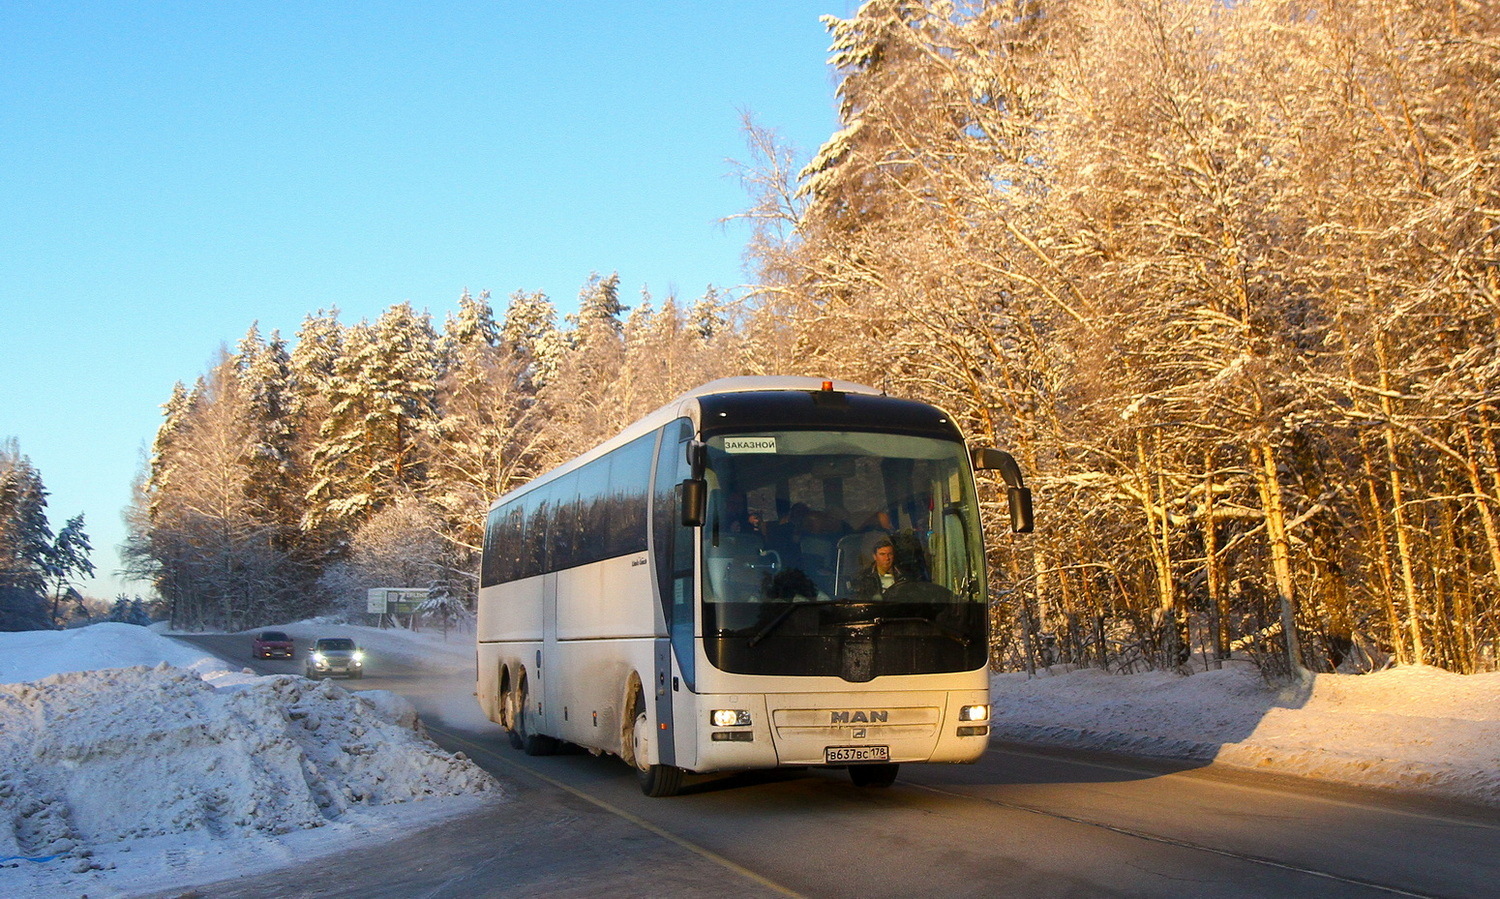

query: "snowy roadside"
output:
0 622 503 899
989 662 1500 810
4 622 1497 899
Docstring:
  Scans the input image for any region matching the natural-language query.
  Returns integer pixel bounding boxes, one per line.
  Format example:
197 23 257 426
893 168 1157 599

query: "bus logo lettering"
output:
831 710 888 724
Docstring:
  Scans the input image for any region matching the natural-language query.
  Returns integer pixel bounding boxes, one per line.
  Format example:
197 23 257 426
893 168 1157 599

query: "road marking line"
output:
430 725 805 899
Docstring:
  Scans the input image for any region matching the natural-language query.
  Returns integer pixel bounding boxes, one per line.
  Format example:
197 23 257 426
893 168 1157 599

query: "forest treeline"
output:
134 0 1499 674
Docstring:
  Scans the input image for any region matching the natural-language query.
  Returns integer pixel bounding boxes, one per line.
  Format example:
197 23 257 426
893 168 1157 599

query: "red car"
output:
252 630 295 659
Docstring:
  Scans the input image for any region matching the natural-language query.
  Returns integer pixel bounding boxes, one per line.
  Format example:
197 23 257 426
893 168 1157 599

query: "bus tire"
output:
629 687 684 797
501 671 523 748
505 691 524 749
638 761 684 798
849 763 899 788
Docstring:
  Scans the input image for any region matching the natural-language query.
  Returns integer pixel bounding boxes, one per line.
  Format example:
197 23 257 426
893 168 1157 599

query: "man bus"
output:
477 376 1033 796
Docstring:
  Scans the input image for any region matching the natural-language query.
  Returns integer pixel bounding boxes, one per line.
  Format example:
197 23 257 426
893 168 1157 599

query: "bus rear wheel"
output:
849 763 899 788
504 687 523 749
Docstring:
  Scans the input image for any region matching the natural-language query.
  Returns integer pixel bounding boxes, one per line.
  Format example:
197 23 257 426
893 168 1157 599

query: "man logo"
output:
831 710 888 724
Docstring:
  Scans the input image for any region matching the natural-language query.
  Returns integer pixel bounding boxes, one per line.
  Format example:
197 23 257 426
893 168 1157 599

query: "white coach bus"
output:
476 377 1033 796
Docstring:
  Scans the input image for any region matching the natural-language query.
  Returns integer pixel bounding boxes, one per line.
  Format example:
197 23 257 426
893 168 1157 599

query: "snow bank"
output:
0 625 501 899
0 621 252 686
990 662 1500 809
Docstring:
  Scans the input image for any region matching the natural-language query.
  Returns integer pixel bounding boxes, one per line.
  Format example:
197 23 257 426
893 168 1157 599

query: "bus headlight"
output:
958 704 989 722
710 709 752 727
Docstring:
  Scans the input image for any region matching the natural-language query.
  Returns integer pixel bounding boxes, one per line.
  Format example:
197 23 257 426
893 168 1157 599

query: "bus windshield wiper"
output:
748 602 803 647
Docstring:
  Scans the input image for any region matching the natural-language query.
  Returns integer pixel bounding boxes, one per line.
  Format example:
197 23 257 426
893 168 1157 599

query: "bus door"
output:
541 571 560 734
536 477 570 737
652 418 698 769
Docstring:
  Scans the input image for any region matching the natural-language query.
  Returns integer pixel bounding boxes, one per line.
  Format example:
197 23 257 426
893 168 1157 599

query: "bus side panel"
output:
476 576 544 642
475 576 545 726
552 638 654 752
549 554 659 752
554 554 657 640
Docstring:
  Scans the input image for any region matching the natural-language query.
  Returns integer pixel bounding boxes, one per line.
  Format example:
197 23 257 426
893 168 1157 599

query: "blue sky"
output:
1 2 852 600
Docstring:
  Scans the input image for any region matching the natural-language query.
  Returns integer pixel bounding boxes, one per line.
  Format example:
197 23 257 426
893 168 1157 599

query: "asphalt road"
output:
160 633 1500 899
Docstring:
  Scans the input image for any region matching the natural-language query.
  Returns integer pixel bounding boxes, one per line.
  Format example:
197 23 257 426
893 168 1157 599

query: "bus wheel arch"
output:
625 674 683 797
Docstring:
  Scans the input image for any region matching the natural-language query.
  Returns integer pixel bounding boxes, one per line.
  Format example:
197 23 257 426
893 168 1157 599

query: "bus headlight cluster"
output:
710 709 752 727
958 704 989 722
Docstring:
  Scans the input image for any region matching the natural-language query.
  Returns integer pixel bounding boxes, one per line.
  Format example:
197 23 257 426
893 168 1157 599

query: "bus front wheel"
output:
630 691 684 797
849 763 899 788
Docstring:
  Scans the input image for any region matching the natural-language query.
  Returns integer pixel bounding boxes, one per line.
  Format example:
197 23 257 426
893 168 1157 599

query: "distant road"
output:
166 633 1500 899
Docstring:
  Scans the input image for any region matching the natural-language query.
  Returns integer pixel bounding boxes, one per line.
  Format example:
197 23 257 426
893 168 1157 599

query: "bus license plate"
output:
826 745 889 764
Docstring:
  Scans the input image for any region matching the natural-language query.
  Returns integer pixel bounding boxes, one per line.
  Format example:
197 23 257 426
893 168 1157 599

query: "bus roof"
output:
488 377 958 510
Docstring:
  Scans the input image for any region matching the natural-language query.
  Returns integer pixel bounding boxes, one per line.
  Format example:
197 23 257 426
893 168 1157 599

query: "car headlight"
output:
959 704 989 722
710 709 752 727
352 650 365 663
311 652 326 664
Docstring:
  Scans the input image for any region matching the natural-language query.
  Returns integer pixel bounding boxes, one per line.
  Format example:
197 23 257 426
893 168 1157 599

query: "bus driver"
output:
852 537 908 601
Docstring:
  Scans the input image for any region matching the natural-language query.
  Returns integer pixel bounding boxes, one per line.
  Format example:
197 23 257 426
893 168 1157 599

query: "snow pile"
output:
0 625 500 898
990 662 1500 809
0 621 252 686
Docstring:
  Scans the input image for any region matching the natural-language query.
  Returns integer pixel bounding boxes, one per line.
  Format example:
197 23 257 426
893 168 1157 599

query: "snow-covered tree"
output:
745 0 1500 674
571 271 626 334
305 303 441 530
500 290 566 390
0 439 53 597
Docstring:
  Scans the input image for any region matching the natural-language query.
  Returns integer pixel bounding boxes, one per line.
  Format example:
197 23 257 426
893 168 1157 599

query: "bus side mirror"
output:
1008 486 1034 534
686 440 707 479
680 478 707 528
973 448 1035 533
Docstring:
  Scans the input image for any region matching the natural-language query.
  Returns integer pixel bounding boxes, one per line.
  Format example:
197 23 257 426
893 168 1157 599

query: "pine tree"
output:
46 513 94 623
501 290 566 390
444 289 501 354
688 286 728 341
428 289 548 605
0 440 54 596
306 303 441 529
571 271 627 333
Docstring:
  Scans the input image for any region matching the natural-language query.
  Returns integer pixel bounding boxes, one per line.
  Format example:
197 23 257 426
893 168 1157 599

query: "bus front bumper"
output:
690 689 990 772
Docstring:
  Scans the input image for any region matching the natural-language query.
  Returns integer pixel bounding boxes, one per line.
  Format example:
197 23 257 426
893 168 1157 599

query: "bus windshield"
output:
699 430 989 680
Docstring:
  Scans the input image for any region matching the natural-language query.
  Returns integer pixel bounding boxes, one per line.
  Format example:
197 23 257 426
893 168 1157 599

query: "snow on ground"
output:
0 622 502 899
2 622 1497 899
989 661 1500 810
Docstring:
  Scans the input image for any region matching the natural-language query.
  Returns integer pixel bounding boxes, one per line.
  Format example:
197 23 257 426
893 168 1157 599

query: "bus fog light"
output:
959 704 989 722
711 709 752 727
